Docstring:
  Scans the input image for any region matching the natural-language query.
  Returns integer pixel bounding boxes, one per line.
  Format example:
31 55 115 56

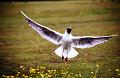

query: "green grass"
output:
0 1 120 78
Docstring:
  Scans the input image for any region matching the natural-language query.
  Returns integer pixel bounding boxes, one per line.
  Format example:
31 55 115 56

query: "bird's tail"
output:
54 46 79 58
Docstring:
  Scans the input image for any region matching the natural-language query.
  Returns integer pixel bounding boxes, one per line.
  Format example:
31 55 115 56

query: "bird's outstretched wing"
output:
21 11 62 45
72 36 115 49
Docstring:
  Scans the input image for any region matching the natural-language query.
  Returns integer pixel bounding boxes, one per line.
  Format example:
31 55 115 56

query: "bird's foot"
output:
62 56 64 60
65 57 68 61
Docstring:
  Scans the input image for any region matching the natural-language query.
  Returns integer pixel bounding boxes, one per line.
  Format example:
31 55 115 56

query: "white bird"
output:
21 11 116 61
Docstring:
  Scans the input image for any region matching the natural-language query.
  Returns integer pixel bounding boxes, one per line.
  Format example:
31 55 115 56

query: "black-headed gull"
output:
21 11 116 61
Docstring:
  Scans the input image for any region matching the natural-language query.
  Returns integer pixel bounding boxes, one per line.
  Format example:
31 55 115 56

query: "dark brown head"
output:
67 27 72 34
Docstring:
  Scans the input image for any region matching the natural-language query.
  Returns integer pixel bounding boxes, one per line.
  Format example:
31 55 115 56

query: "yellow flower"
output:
48 75 51 77
2 75 6 77
91 72 94 74
39 66 46 69
37 72 40 74
18 72 20 74
108 69 111 71
47 70 51 73
53 70 56 72
25 76 28 78
78 73 82 77
118 73 120 76
51 70 54 72
40 73 44 78
10 75 15 78
84 60 87 63
96 64 99 68
6 76 10 78
22 74 25 77
82 63 86 65
115 69 119 72
30 67 36 73
20 65 24 69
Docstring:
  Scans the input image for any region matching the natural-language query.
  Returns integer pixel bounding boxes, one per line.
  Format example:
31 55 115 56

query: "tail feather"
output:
54 46 63 57
68 48 79 58
54 46 79 58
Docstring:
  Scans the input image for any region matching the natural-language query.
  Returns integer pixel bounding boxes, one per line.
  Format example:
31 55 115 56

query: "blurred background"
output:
0 0 120 78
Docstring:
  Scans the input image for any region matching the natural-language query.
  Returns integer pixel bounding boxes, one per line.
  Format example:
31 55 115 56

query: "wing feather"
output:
72 36 113 48
21 11 62 45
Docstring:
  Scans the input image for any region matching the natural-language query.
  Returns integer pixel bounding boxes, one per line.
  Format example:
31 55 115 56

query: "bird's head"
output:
67 27 72 34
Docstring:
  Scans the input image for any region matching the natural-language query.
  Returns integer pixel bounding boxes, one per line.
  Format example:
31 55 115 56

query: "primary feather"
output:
21 11 62 45
72 36 112 48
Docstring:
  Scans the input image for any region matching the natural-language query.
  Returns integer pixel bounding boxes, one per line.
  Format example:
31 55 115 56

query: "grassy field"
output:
0 1 120 78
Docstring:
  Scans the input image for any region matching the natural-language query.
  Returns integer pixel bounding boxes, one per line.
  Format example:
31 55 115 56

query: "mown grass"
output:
0 1 120 78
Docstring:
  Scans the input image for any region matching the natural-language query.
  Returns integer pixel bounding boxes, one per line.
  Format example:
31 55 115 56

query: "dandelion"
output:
22 74 25 77
53 70 56 72
10 75 15 78
83 62 86 64
25 76 29 78
75 74 78 76
39 66 46 70
84 60 87 63
37 72 40 74
96 64 99 68
36 68 39 71
91 72 94 74
18 72 20 74
118 73 120 76
20 65 25 71
115 69 119 72
29 67 36 73
47 70 51 73
48 75 52 77
2 75 6 77
7 76 11 78
61 70 64 72
20 65 24 69
76 73 81 77
40 73 44 78
78 73 82 77
108 69 111 71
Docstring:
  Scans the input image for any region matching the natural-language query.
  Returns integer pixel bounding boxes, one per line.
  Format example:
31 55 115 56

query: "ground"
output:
0 1 120 78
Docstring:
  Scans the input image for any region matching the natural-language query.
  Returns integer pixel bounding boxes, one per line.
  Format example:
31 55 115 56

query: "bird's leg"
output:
62 56 64 60
62 49 64 60
65 48 70 61
65 51 69 61
65 57 68 61
65 53 68 61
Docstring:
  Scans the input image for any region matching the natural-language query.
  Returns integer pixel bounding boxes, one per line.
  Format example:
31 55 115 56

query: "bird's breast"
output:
62 38 72 50
61 34 73 49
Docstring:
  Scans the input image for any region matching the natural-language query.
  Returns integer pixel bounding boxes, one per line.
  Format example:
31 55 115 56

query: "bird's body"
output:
55 32 79 61
62 32 72 50
21 11 116 61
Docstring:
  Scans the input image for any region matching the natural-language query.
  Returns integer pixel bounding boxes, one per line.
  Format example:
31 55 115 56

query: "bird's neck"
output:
64 31 71 36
